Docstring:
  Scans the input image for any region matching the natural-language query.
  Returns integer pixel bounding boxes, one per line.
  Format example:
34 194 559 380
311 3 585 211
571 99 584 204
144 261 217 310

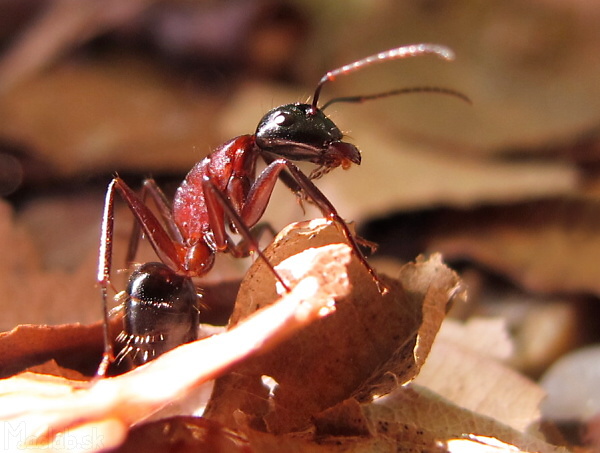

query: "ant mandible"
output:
96 43 467 375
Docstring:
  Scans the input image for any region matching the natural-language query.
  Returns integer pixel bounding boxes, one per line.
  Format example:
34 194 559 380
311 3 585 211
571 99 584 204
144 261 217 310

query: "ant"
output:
96 43 468 376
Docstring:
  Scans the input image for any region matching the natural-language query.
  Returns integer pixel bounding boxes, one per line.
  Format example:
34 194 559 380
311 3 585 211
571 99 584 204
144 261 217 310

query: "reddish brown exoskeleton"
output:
96 43 467 375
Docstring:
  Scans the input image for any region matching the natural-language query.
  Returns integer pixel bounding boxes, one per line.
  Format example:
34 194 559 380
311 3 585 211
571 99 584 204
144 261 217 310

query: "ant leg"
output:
111 177 184 271
355 235 379 254
261 153 302 194
96 177 186 377
126 178 184 267
232 222 278 256
244 159 387 293
96 181 118 378
201 178 291 292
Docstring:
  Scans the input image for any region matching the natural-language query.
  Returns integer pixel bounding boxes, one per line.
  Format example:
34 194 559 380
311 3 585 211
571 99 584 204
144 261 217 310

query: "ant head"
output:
255 103 361 178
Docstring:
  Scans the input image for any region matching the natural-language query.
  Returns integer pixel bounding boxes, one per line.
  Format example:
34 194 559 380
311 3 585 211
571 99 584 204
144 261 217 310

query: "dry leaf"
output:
297 318 558 453
427 199 600 296
204 219 462 434
0 323 104 378
0 199 102 331
434 318 514 361
231 384 566 453
0 56 223 176
414 320 545 433
363 385 567 453
117 416 250 453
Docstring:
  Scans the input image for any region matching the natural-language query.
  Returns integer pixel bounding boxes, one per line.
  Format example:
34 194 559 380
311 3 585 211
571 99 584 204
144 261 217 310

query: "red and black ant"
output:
96 43 467 375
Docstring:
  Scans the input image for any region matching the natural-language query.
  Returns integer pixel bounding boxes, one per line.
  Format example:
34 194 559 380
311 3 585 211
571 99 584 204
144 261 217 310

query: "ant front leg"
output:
244 158 388 294
96 177 186 377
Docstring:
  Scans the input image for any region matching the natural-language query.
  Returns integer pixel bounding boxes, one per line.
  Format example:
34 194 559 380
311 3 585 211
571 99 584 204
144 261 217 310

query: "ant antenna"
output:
321 86 472 110
309 44 457 114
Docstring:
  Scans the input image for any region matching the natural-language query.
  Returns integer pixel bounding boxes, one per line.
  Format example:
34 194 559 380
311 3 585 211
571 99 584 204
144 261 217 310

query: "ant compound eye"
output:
274 112 295 127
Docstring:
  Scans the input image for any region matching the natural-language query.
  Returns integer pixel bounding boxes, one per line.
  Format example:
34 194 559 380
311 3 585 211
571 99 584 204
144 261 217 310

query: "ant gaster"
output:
113 262 198 368
97 43 467 376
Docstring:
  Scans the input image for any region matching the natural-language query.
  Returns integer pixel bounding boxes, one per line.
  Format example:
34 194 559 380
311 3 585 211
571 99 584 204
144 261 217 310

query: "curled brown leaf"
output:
204 219 461 434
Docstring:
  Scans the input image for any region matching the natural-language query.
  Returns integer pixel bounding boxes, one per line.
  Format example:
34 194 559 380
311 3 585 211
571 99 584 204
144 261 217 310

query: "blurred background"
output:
1 0 600 444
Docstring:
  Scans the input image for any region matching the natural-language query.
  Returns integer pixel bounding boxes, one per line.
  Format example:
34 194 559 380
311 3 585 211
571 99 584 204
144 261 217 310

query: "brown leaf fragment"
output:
0 243 350 452
241 427 403 453
0 55 223 176
402 254 466 369
363 385 568 453
312 323 547 451
314 399 373 438
205 219 461 434
427 199 600 296
115 416 250 453
435 318 513 361
353 253 465 401
414 330 545 433
313 399 448 452
26 359 89 381
0 322 105 378
0 198 102 331
234 384 566 453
